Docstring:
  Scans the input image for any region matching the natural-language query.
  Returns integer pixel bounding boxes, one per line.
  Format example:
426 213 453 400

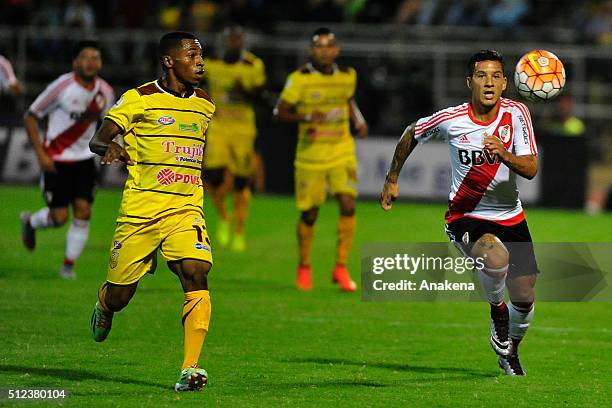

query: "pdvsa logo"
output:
157 116 175 125
157 168 200 186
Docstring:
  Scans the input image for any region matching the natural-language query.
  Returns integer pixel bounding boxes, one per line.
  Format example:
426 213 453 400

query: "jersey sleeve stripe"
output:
100 79 115 98
513 101 537 155
30 76 74 114
501 100 536 155
415 105 467 131
415 110 468 137
415 108 468 134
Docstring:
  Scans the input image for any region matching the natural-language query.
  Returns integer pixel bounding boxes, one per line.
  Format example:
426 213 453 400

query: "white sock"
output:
65 219 90 263
29 207 54 229
509 302 535 340
477 265 508 305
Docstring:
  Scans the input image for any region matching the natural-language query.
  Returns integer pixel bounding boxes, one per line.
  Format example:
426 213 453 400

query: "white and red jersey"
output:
0 55 18 91
29 72 115 162
414 98 537 226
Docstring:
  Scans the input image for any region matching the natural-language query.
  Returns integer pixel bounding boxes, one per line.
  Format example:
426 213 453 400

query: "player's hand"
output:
37 152 56 173
101 142 134 165
483 133 509 162
380 181 399 211
307 110 326 123
8 81 23 97
354 121 368 139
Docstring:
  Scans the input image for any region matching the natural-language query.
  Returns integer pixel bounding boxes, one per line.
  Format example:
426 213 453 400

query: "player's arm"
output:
273 100 324 123
237 58 272 106
274 72 324 123
0 57 23 96
380 121 419 211
349 99 368 139
234 81 264 101
23 111 55 173
483 134 538 179
8 80 23 96
89 119 133 165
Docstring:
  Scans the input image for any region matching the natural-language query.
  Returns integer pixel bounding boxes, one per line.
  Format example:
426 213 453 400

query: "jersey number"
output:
193 225 205 242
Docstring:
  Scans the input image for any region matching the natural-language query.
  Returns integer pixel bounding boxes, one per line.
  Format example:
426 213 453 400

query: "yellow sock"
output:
337 215 356 265
297 220 314 265
97 282 112 313
181 290 211 370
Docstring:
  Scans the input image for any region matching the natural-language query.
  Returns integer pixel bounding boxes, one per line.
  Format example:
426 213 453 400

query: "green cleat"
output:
91 301 113 342
216 220 230 248
174 366 208 391
231 233 246 252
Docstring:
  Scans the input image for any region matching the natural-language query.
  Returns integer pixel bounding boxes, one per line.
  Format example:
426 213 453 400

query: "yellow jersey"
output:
205 51 265 138
279 63 357 170
105 80 215 223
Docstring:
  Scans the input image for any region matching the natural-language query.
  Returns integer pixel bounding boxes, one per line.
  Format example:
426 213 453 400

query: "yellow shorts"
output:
205 132 255 177
106 210 213 285
295 162 358 211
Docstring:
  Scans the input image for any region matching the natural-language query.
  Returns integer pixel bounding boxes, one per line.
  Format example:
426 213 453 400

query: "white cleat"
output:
59 264 76 280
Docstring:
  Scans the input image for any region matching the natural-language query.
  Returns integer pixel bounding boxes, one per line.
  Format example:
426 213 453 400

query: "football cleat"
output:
59 264 76 280
332 264 357 292
231 233 246 252
174 366 208 391
216 220 230 248
91 301 114 342
296 264 312 291
490 303 511 356
20 212 36 251
498 353 526 376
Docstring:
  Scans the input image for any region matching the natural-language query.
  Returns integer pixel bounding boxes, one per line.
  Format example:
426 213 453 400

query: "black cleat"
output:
20 212 36 251
498 352 526 376
490 303 511 356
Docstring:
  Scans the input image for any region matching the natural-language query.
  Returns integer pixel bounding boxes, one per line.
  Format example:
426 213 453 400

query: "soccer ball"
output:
514 50 566 102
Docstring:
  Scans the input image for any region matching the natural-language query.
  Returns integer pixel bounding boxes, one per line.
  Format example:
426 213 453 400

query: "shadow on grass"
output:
285 358 495 379
0 365 170 390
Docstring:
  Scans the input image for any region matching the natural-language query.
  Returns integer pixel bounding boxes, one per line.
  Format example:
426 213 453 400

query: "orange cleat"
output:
296 264 313 291
332 264 357 292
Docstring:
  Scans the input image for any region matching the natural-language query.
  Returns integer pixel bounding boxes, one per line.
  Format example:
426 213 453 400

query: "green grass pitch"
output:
0 185 611 407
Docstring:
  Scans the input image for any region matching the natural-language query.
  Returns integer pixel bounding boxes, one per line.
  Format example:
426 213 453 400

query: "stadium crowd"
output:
1 0 611 44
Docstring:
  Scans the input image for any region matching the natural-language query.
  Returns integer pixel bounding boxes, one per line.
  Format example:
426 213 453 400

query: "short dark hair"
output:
159 31 198 57
467 50 504 76
311 27 335 44
72 40 100 59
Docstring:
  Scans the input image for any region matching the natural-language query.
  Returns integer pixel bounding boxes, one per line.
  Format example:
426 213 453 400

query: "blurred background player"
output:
88 32 214 392
203 25 266 251
274 27 368 292
20 40 114 279
381 50 538 376
0 54 24 96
